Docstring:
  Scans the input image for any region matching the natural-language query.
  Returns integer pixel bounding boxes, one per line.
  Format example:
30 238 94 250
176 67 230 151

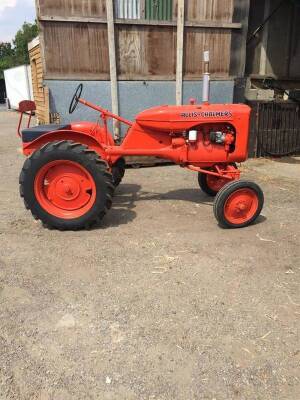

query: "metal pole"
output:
176 0 185 105
202 50 210 104
106 0 120 140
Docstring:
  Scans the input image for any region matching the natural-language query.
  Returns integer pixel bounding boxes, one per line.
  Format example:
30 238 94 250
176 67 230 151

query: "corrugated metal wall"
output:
116 0 140 19
145 0 173 20
116 0 173 21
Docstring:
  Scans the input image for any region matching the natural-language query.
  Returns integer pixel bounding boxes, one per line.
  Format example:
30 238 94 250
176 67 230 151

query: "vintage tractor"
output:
18 54 264 230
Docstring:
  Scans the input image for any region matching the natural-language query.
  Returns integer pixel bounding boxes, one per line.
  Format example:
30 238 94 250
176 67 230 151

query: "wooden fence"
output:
37 0 249 81
249 101 300 157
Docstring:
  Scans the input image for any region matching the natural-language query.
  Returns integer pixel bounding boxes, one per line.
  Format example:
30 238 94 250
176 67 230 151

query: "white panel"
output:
3 65 33 109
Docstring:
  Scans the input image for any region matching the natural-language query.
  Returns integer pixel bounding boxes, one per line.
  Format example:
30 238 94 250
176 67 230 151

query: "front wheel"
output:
213 180 264 228
19 140 114 230
198 164 238 196
112 158 125 187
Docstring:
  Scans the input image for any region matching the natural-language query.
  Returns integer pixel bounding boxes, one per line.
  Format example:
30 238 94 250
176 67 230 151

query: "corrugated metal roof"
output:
116 0 140 19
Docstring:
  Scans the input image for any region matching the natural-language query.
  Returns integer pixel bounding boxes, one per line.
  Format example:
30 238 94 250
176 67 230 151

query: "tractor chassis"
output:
17 84 264 230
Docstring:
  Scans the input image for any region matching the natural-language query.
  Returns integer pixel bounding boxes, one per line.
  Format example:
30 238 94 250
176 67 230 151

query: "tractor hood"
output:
136 103 251 132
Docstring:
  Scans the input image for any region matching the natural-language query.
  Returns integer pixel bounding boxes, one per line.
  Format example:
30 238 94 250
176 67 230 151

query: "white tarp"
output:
4 65 33 109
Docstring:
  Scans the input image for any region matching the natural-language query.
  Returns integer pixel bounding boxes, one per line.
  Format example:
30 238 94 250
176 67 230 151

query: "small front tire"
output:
213 180 264 228
198 164 238 196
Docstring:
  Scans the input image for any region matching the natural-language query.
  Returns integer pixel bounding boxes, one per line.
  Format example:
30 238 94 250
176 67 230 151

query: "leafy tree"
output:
13 21 38 65
0 42 14 59
0 21 38 78
0 42 15 79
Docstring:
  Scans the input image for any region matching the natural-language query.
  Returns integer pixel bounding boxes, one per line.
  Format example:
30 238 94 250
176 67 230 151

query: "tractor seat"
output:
22 124 71 143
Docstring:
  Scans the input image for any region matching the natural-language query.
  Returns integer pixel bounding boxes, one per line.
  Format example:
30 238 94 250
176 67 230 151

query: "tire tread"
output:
19 140 113 230
213 180 264 228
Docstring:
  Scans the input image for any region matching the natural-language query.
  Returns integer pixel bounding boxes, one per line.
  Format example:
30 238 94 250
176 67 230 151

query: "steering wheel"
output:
69 83 83 114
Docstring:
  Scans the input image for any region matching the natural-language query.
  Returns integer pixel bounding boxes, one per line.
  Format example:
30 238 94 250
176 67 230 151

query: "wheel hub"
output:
34 160 96 218
52 175 81 201
224 189 258 224
236 201 249 212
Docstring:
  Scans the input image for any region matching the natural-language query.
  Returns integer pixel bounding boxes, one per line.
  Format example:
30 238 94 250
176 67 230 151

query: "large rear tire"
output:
19 140 114 230
213 180 264 228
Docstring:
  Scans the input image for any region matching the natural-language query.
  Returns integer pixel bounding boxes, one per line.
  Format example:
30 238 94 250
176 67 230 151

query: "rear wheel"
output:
213 180 264 228
198 164 238 196
19 140 114 230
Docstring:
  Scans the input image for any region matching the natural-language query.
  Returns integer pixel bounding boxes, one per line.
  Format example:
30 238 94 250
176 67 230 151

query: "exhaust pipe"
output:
202 50 210 104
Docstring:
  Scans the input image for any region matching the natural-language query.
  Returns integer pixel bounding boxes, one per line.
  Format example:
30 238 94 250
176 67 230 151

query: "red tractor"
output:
18 60 264 230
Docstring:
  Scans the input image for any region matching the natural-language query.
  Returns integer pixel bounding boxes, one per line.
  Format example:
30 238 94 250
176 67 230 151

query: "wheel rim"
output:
206 165 238 193
224 188 259 225
206 175 230 192
34 160 96 219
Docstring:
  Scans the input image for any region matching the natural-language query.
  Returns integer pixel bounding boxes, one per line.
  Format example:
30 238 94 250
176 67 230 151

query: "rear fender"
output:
22 129 119 164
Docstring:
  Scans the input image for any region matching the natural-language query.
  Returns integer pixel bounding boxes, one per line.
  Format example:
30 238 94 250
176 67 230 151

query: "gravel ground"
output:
0 110 300 400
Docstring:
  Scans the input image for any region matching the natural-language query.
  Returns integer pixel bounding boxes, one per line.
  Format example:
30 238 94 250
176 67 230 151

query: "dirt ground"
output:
0 110 300 400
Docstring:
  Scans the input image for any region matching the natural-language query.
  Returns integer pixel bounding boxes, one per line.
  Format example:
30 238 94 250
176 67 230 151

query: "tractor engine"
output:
187 124 236 153
135 102 251 163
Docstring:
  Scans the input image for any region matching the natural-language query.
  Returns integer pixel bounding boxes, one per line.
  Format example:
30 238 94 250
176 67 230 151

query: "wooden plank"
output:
184 28 231 78
229 0 250 78
44 86 50 124
117 25 176 78
39 15 242 29
117 26 145 77
186 0 234 23
38 21 48 78
34 92 44 99
106 0 120 139
30 48 41 57
42 21 109 78
288 4 300 78
37 0 107 18
259 0 270 75
44 73 231 81
140 0 146 19
44 72 110 80
176 0 184 105
265 0 295 78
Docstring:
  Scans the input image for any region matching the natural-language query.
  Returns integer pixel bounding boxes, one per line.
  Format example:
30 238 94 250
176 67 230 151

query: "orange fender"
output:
22 129 118 164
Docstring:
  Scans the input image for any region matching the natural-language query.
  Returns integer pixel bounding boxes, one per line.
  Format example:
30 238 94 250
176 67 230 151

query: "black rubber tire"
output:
198 171 218 196
213 180 264 229
198 163 237 197
19 140 114 230
112 157 125 187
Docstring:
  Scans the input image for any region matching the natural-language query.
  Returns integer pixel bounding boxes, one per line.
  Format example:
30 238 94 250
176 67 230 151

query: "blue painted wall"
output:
45 80 234 134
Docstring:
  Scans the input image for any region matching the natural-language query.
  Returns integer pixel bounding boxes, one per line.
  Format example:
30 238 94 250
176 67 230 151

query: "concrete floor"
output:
0 110 300 400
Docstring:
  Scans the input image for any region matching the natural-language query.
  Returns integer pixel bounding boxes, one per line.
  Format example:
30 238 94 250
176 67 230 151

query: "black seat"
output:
22 124 71 143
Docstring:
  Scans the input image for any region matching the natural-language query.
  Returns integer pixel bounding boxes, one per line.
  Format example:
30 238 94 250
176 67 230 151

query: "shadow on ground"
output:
99 183 267 229
99 183 218 229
